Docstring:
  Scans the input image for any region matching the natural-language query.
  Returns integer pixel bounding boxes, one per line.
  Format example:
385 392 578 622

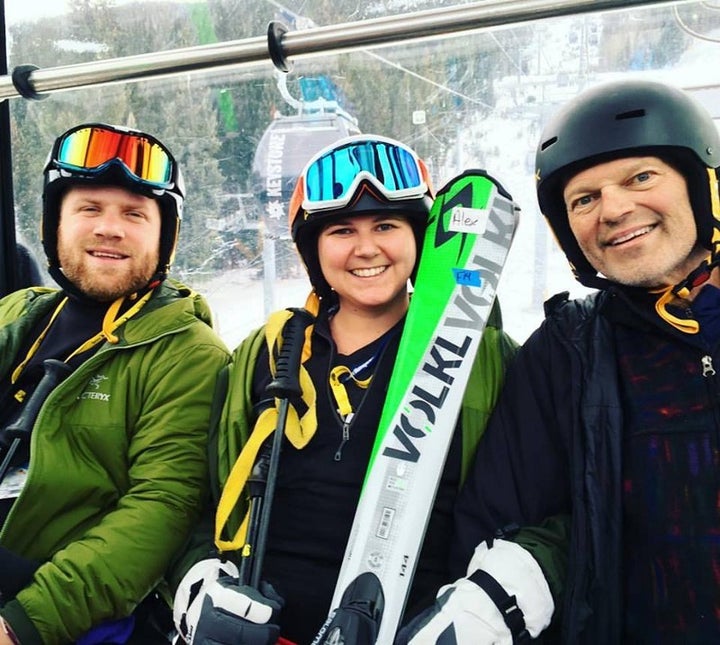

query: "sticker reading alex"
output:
448 205 489 235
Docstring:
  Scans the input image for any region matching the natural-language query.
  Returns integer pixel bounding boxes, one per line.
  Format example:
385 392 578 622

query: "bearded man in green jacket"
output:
0 123 230 645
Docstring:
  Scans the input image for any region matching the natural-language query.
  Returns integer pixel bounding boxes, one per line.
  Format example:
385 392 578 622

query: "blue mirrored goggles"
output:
301 136 428 212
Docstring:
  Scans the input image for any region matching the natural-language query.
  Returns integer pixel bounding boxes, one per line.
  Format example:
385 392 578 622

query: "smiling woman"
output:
288 134 432 352
318 213 417 353
171 133 520 645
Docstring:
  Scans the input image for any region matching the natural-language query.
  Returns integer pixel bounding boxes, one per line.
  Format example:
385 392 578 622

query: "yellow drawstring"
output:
653 287 699 335
329 365 372 419
11 290 155 402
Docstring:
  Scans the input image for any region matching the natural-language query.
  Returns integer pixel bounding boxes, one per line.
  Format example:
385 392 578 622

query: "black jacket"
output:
452 286 720 643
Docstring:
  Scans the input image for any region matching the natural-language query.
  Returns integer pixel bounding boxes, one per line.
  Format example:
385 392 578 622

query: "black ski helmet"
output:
536 79 720 288
288 134 434 300
42 123 185 294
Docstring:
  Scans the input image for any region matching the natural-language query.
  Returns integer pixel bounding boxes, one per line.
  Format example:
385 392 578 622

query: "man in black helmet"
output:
397 80 720 644
0 123 229 645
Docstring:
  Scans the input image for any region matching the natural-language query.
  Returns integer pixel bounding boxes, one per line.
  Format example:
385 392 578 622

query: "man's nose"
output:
92 212 125 238
599 186 634 223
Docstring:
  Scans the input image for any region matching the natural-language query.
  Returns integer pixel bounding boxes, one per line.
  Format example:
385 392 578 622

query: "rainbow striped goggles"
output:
50 123 177 189
300 135 429 212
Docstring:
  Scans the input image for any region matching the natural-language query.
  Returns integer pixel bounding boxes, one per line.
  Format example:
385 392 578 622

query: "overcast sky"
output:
5 1 68 23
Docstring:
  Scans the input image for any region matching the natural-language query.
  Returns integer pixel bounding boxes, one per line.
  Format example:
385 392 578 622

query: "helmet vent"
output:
540 136 557 151
616 108 645 120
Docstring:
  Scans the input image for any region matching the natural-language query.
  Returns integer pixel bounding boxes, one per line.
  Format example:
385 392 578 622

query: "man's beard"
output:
58 248 158 301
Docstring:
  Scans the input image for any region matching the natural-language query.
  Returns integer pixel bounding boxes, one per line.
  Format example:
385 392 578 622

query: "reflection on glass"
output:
4 1 719 343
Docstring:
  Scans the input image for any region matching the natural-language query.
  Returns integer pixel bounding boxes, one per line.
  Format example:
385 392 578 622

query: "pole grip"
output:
5 359 73 438
266 308 314 399
0 359 73 485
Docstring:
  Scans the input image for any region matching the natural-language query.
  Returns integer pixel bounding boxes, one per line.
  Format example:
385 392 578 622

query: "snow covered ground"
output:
196 270 313 349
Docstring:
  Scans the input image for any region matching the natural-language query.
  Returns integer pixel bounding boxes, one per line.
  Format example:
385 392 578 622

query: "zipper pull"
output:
701 355 716 377
334 412 354 461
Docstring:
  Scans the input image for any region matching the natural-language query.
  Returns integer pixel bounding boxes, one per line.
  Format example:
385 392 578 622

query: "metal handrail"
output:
0 0 685 102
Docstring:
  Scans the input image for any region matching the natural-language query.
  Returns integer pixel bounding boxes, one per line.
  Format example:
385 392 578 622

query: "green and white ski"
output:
312 169 520 644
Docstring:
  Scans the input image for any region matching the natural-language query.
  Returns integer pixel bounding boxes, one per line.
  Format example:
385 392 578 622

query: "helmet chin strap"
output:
653 250 720 334
656 170 720 333
574 249 717 335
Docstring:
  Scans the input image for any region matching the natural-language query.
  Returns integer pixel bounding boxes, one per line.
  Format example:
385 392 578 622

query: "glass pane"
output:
5 0 719 345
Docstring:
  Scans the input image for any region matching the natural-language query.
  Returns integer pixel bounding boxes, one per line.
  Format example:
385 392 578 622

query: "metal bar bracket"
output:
11 65 47 101
267 21 291 74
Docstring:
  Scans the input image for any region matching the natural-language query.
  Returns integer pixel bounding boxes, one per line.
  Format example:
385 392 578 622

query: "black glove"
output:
0 546 40 599
314 571 383 645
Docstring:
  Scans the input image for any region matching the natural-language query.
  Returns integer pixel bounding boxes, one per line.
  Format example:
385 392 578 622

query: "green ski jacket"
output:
0 281 230 645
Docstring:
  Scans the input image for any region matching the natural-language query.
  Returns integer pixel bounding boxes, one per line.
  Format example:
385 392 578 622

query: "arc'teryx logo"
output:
80 374 111 401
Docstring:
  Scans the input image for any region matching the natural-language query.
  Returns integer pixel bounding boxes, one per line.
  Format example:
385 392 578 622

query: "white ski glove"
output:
174 558 240 643
395 539 554 644
173 558 284 645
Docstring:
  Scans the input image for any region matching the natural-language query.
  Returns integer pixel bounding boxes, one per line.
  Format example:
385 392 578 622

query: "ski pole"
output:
238 443 270 585
240 307 314 589
0 359 73 485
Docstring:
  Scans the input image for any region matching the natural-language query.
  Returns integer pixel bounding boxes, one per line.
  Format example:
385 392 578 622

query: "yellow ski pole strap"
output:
215 407 276 552
265 308 318 449
285 367 316 448
214 304 318 552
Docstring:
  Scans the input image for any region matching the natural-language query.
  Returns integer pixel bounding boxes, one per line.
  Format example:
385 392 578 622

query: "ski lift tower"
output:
251 72 360 316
